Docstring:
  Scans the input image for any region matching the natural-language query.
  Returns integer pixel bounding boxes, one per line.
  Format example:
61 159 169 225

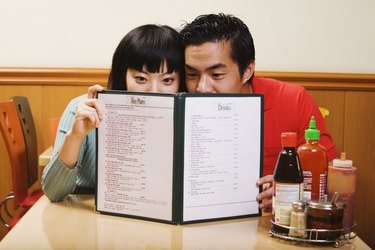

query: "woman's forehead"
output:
142 60 173 73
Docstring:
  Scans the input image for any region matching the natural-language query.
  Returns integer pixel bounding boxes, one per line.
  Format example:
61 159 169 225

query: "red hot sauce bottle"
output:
297 116 328 201
272 132 304 234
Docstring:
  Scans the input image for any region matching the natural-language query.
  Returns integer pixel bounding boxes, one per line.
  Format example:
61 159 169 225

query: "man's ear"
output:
242 62 255 84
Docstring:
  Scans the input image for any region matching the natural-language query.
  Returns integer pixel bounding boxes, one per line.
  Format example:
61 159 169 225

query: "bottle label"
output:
303 170 327 200
303 170 312 200
273 182 303 225
319 172 327 199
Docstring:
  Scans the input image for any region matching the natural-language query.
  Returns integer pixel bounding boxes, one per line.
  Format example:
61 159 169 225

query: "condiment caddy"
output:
270 186 357 245
269 219 357 246
270 124 358 246
270 193 357 246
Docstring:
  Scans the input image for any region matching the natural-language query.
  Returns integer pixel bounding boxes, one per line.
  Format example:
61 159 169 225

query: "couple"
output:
42 13 337 211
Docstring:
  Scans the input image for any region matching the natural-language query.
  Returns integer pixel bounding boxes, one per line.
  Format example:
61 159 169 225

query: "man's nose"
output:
196 76 213 93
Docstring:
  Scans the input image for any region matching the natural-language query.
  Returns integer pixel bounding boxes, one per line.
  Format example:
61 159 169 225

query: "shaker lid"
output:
333 152 353 168
306 200 345 210
292 200 305 211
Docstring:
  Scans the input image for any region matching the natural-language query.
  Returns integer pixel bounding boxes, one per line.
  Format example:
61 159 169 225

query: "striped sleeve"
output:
42 94 93 202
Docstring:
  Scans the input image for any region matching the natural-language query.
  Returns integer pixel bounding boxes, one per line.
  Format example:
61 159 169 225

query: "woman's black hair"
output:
108 24 186 92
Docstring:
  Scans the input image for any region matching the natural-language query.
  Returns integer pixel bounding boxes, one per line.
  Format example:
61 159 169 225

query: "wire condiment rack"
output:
269 219 357 247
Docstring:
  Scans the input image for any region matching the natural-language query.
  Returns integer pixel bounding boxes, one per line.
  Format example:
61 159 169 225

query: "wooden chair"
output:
10 96 44 207
0 101 42 230
11 96 38 188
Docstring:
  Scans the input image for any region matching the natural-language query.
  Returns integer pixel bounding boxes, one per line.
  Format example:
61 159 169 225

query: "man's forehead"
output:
185 41 231 53
185 42 233 70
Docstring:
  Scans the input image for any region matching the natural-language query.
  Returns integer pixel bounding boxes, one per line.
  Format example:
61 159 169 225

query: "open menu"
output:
95 91 263 224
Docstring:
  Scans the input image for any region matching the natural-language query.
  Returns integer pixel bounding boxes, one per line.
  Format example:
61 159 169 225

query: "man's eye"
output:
186 72 198 79
212 73 225 79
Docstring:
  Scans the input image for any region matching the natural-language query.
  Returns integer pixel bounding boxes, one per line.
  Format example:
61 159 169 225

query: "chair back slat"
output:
11 96 38 187
0 101 29 208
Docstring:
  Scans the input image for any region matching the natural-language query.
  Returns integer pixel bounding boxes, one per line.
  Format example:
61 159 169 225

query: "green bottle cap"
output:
305 116 320 140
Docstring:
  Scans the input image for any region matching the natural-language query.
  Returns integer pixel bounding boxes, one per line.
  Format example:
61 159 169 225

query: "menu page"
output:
183 96 261 221
96 93 174 221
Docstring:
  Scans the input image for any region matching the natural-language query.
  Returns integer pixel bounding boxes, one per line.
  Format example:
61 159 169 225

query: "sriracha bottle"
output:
297 116 328 201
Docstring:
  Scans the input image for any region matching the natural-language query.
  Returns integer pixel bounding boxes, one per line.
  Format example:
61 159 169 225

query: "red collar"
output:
252 76 272 111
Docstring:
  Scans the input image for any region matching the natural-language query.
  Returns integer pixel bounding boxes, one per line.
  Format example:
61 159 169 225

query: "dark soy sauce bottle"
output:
272 132 304 234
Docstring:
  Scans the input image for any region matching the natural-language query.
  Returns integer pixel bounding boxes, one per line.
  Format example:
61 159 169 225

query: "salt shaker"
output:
289 201 307 238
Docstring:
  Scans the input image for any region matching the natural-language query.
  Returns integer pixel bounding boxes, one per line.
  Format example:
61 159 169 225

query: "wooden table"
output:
38 146 52 167
36 146 52 188
0 195 369 249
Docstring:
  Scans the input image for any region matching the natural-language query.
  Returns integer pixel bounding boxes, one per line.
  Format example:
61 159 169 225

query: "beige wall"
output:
0 0 375 73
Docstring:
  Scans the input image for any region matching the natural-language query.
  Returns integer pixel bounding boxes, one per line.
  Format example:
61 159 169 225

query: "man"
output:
180 13 338 210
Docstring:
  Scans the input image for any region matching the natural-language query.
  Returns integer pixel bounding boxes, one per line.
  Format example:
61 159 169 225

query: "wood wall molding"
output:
256 71 375 90
0 67 109 86
1 67 375 90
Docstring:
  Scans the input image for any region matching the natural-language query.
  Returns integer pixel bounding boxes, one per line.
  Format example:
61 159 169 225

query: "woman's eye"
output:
135 76 147 84
163 77 175 85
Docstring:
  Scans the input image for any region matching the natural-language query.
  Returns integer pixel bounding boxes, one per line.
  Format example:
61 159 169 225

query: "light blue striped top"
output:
42 94 96 201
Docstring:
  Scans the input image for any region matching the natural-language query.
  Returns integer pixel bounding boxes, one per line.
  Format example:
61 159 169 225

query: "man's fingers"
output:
256 174 273 187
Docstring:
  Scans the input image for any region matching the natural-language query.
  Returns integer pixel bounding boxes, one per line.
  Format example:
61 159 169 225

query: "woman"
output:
42 24 186 201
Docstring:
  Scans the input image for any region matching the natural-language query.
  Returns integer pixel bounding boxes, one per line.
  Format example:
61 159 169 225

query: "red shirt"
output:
252 76 338 176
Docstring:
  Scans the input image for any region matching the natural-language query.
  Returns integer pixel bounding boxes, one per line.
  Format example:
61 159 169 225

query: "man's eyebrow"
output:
185 63 227 71
207 63 227 70
185 64 196 71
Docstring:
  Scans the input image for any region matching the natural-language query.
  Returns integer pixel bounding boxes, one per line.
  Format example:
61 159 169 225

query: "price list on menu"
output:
97 94 175 221
183 97 261 221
